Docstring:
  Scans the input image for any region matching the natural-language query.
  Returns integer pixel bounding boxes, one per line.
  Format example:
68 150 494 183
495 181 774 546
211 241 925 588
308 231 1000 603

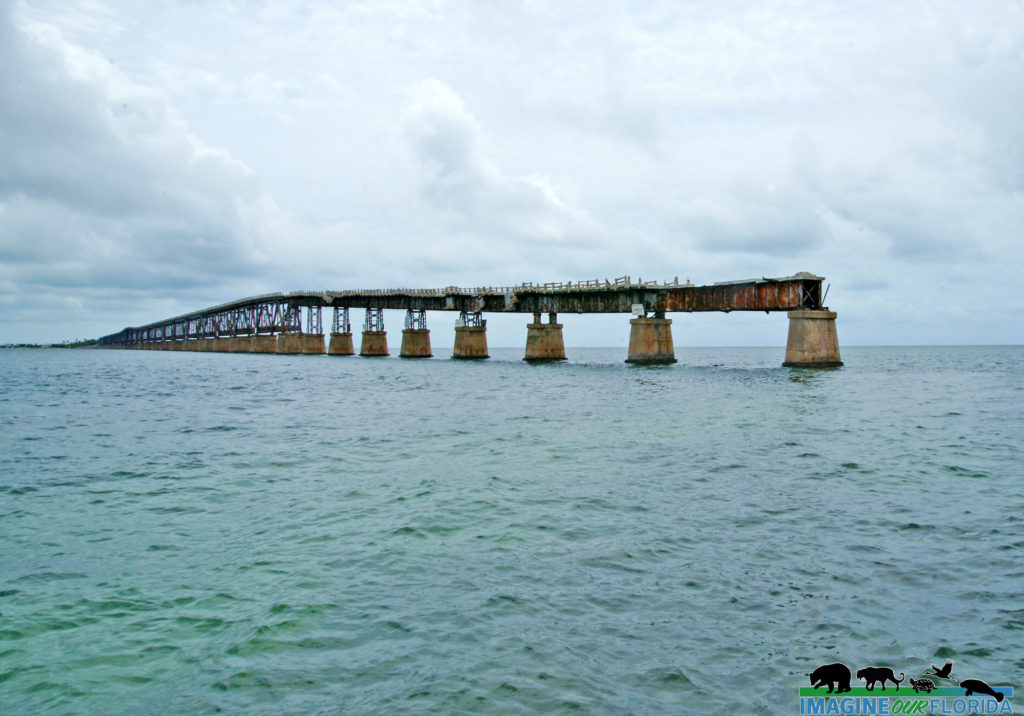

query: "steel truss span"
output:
97 272 828 347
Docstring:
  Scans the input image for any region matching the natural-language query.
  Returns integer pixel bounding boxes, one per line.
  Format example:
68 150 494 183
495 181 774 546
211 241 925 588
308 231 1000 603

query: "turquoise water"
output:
1 346 1022 714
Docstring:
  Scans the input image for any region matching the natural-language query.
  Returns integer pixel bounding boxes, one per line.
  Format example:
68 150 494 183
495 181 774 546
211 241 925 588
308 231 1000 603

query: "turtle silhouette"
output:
909 677 935 693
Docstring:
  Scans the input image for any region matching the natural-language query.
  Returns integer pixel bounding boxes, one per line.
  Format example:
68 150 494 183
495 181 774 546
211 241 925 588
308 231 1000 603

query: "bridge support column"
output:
524 312 566 362
276 333 300 353
229 336 252 352
626 315 676 364
276 333 323 354
251 334 277 353
303 306 325 354
400 309 432 358
329 333 355 355
302 334 326 354
453 312 488 359
328 307 355 356
360 308 389 356
277 306 326 355
783 310 842 367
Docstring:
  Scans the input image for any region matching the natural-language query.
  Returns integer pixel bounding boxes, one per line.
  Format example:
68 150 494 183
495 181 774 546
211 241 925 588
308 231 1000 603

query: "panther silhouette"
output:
857 666 904 691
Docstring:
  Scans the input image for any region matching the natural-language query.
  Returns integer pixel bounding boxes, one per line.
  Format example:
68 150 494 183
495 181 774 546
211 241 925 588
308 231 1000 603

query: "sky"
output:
1 0 1022 347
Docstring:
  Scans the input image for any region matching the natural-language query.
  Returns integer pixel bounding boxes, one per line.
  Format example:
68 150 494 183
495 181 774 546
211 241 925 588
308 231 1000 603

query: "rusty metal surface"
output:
97 273 827 346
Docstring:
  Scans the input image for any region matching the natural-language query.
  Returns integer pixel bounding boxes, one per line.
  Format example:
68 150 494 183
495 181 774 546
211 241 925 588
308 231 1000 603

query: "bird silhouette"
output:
926 659 956 681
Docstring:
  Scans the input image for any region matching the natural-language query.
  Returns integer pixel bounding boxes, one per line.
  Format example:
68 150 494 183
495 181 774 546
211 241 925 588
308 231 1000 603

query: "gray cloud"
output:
0 0 278 337
3 0 1023 345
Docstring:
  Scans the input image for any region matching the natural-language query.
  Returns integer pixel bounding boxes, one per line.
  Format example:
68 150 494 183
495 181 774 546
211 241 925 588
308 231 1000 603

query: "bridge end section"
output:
783 310 842 368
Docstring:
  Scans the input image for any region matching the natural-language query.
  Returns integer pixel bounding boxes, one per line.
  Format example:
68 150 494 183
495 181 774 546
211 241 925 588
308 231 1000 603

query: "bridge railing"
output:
321 276 687 296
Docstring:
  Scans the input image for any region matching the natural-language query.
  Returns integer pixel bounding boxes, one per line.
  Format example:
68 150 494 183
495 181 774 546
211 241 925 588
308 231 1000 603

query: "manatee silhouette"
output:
961 679 1004 702
808 663 852 693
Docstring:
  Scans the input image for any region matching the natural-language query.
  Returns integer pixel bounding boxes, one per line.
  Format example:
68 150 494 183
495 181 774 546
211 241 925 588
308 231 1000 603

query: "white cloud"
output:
2 0 1023 345
402 79 603 249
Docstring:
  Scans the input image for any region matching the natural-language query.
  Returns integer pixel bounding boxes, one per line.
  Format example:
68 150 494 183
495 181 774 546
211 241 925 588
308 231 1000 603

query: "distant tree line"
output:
51 339 98 349
1 339 98 349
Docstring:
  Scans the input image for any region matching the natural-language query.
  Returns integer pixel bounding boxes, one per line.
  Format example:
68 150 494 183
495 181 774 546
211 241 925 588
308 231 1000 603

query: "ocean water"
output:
1 345 1022 714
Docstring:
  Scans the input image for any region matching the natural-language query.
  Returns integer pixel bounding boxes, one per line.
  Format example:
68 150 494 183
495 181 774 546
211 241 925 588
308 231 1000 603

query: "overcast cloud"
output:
1 0 1022 346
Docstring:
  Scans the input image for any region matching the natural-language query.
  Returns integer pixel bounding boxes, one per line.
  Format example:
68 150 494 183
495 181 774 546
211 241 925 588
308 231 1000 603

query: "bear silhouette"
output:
808 663 852 693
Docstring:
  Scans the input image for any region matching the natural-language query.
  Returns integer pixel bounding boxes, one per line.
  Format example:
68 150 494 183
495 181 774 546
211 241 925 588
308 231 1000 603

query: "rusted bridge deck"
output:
97 272 842 367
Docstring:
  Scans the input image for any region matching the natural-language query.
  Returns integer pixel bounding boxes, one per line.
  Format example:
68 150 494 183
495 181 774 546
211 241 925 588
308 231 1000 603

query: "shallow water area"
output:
1 346 1022 714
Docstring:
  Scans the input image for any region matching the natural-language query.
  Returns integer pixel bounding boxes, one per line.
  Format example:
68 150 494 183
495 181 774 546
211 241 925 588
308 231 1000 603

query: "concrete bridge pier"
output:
276 332 325 354
452 312 488 359
400 309 432 358
276 333 299 353
251 334 277 353
360 307 389 356
626 313 677 364
329 332 355 355
328 307 355 356
524 312 566 362
277 305 326 354
783 310 843 367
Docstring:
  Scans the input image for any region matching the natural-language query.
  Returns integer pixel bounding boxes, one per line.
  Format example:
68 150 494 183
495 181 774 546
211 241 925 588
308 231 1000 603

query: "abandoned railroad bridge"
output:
97 272 842 367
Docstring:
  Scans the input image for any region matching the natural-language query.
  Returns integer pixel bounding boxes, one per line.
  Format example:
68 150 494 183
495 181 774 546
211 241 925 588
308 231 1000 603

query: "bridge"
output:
97 272 842 366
